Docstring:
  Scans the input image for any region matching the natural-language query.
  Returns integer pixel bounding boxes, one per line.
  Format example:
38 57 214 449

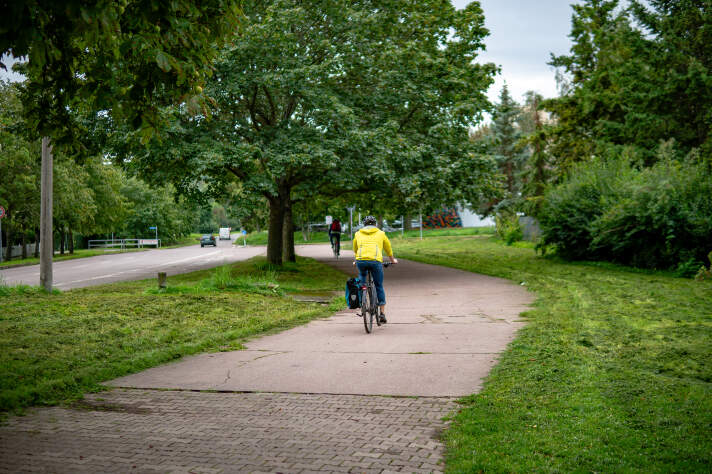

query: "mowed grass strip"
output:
396 236 712 473
244 226 494 246
0 256 346 414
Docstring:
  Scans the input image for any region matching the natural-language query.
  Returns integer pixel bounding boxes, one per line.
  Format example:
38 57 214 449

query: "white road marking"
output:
157 250 222 267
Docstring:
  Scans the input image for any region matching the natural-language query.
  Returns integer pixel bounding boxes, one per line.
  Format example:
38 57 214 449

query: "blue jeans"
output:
356 260 385 306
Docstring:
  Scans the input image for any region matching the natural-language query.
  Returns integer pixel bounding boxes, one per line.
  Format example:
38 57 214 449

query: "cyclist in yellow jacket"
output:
353 215 398 323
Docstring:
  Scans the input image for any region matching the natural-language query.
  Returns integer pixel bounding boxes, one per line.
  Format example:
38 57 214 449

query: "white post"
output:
401 215 404 237
155 226 159 247
419 209 423 240
349 207 353 240
40 137 53 292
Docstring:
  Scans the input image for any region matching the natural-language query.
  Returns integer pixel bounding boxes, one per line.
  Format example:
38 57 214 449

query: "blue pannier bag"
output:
345 277 361 309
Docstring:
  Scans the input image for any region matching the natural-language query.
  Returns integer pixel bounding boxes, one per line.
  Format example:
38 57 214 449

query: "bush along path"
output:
395 235 712 473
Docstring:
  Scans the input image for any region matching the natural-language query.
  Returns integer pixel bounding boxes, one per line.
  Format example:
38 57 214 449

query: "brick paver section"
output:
0 389 456 473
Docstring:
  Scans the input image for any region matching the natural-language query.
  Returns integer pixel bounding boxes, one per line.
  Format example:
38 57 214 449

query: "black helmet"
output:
363 215 377 226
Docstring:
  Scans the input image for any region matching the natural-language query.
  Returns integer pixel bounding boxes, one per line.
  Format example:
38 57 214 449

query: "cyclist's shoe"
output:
379 313 387 324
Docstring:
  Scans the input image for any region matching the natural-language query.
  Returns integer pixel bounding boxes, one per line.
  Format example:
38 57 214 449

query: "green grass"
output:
243 226 495 246
243 230 331 246
0 256 346 414
161 233 203 248
396 236 712 473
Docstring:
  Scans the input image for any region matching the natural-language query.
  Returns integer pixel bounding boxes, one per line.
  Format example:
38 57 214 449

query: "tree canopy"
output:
547 0 712 166
1 0 241 144
117 0 497 264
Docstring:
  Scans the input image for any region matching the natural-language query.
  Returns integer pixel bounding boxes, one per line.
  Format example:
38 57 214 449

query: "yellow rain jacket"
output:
353 226 393 262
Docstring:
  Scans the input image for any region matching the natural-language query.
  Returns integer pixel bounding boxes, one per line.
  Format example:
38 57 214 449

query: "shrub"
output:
538 157 636 260
495 211 523 245
695 252 712 281
539 154 712 271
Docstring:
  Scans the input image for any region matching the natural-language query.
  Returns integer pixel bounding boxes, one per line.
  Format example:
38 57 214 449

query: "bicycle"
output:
330 232 341 258
359 261 391 334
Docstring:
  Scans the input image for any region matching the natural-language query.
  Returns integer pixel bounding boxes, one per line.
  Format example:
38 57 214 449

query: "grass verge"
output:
161 233 203 248
243 226 495 246
0 256 346 414
396 236 712 473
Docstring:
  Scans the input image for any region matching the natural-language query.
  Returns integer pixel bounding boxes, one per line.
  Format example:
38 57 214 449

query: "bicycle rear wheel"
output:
362 286 373 333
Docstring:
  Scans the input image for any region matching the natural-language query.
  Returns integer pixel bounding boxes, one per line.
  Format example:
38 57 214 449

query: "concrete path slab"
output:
107 244 533 397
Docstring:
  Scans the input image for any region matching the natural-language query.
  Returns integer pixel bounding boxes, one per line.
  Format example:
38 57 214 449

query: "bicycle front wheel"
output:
362 287 373 333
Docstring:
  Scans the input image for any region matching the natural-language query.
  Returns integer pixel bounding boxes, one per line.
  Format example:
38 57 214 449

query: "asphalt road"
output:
0 237 265 290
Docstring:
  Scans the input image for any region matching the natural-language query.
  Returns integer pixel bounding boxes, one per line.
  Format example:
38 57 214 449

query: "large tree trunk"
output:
4 221 12 261
68 229 74 254
59 228 65 255
282 199 296 263
34 229 40 258
266 196 285 266
404 214 412 231
377 216 384 228
301 201 309 241
21 232 27 259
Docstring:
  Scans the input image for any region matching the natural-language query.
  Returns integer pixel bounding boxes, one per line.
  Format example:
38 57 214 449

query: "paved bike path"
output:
1 244 533 473
107 244 532 397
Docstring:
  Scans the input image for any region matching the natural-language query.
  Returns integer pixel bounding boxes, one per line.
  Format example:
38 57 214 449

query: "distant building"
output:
422 206 494 229
457 205 494 227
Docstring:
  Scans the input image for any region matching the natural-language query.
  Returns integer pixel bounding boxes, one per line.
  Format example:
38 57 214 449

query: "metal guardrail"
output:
88 239 161 249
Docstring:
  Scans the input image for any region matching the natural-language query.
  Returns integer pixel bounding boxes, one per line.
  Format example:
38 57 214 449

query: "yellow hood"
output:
353 226 393 262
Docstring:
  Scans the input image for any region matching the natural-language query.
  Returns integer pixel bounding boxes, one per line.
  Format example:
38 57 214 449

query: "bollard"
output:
158 272 167 289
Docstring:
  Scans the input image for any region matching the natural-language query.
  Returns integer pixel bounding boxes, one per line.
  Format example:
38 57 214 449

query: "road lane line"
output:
157 250 223 267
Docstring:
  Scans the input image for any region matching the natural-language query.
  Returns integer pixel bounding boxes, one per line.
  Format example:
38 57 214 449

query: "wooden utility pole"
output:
40 137 53 292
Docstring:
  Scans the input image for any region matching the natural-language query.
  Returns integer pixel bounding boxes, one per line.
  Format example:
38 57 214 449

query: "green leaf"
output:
155 51 172 73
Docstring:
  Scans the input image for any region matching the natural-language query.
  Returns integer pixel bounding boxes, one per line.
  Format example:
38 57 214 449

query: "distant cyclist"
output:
353 215 398 323
329 218 342 255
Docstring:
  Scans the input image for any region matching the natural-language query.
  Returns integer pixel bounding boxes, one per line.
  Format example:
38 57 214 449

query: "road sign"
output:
241 230 247 235
149 226 156 230
325 215 332 225
0 206 5 218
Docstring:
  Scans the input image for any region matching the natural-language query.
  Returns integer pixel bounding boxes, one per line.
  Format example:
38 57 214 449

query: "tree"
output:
1 0 241 143
84 158 130 236
547 0 712 166
473 85 526 216
518 91 552 215
492 85 526 197
119 178 195 242
53 159 96 254
0 81 40 261
120 0 497 264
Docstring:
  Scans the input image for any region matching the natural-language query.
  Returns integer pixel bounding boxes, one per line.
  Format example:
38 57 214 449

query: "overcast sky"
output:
453 0 578 105
2 1 578 106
